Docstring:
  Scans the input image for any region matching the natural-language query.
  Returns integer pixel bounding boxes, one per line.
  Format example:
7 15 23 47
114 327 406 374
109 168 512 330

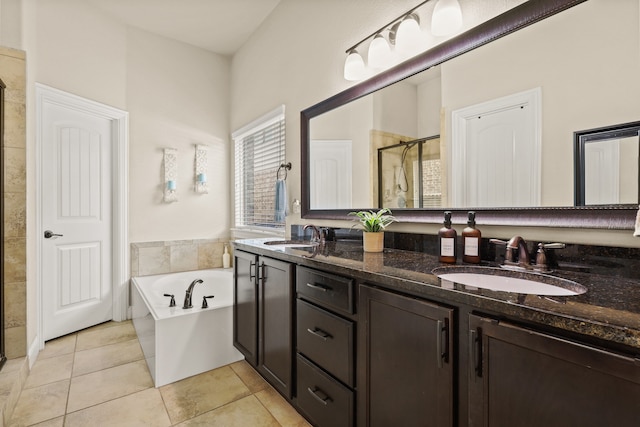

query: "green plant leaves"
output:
348 208 397 232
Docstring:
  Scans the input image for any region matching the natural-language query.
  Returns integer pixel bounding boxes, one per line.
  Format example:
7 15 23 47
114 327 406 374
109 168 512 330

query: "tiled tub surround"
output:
1 46 27 361
130 239 232 277
237 235 640 353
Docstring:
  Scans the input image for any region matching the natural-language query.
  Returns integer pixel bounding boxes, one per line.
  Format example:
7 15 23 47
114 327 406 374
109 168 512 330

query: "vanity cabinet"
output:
233 250 258 366
358 285 454 427
233 250 294 399
468 314 640 427
295 266 356 427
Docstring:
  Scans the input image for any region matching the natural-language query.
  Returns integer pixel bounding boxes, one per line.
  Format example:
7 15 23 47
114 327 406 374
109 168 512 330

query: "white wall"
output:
230 0 427 218
442 0 640 207
20 0 231 350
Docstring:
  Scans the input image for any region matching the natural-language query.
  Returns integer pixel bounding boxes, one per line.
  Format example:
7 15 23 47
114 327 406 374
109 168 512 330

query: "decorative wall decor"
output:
164 148 178 203
195 144 208 194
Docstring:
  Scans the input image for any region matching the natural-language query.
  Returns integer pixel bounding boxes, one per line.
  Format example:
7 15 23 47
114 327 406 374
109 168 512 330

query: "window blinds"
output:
234 117 286 230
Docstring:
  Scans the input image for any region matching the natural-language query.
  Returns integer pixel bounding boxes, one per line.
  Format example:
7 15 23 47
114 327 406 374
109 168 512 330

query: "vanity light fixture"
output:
343 0 463 81
395 13 423 56
431 0 463 36
368 34 392 70
344 49 366 81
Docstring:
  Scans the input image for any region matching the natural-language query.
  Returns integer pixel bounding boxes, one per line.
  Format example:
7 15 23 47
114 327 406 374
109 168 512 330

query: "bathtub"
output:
131 269 243 387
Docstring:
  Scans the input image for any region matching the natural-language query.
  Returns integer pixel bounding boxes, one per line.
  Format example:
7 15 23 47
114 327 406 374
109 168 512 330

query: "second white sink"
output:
432 267 587 296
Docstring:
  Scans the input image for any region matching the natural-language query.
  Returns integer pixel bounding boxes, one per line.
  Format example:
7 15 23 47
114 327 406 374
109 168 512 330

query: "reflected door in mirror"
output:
310 140 352 209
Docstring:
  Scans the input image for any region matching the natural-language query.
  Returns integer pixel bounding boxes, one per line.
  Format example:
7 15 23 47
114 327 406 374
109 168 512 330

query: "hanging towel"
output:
634 205 640 237
275 179 288 222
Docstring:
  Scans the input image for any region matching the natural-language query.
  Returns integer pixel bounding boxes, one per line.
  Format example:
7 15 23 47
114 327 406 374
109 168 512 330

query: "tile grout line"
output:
61 332 79 425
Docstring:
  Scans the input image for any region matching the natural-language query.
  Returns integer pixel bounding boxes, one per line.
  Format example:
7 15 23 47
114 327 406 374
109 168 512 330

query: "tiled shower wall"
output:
1 47 27 359
131 239 232 277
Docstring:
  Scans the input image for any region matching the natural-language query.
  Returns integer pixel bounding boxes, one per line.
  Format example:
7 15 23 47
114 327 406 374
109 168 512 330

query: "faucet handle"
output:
534 243 549 271
202 295 215 309
489 238 508 246
163 294 176 307
541 242 565 250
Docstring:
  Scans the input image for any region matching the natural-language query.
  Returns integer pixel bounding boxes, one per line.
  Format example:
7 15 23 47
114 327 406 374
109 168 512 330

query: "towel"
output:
634 205 640 237
275 179 288 222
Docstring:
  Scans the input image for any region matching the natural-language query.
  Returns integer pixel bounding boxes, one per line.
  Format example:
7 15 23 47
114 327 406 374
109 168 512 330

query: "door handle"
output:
44 230 63 239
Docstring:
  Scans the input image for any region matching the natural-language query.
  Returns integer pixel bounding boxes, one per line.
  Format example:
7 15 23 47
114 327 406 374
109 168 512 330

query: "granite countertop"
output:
233 238 640 354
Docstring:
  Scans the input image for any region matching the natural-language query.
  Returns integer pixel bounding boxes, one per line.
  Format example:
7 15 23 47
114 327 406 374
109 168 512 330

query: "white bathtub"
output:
131 269 243 387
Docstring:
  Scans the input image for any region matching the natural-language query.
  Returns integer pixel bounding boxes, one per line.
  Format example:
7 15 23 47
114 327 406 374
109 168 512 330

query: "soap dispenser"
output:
439 211 457 264
222 244 231 269
462 211 481 264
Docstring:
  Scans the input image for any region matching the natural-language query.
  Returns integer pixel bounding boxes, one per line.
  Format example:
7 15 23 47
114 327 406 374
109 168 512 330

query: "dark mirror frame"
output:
574 121 640 207
301 0 636 229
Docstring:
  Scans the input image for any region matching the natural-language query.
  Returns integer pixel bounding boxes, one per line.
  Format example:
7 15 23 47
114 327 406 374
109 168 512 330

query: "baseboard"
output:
27 336 40 369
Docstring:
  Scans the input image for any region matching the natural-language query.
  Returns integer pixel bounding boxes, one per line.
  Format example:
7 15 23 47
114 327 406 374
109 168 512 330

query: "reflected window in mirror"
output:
574 121 640 206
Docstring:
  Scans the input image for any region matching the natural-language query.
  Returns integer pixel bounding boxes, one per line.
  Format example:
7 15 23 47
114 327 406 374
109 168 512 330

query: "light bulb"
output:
368 34 392 70
344 49 366 81
395 14 423 56
432 0 463 37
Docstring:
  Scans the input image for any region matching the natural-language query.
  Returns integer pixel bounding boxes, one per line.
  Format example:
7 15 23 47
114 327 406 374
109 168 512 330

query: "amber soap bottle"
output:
439 211 457 263
462 211 481 264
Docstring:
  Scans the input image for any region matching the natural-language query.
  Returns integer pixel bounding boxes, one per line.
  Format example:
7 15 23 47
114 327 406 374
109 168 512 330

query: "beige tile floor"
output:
8 321 311 427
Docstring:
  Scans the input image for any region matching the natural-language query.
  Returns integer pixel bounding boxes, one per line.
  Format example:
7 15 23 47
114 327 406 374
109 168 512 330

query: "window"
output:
233 105 286 232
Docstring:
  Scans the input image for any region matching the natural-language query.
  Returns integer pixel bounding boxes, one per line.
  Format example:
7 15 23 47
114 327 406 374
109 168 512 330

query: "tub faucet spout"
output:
183 279 203 309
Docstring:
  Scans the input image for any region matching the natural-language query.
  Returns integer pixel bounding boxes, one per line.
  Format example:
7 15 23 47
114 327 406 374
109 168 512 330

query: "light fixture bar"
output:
344 0 431 54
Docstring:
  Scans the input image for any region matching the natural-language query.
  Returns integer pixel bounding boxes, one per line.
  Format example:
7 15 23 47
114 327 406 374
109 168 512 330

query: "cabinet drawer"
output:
296 354 354 427
297 267 354 315
297 299 354 386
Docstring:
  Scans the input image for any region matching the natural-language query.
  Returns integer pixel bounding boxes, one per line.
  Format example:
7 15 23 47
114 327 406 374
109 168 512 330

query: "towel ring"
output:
276 162 292 180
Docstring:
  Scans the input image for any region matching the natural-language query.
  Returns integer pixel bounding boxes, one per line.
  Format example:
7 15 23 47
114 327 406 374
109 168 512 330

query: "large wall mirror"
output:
301 0 639 228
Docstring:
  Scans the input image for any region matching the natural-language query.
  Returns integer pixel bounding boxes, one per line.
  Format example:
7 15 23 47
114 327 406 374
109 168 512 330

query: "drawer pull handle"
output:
306 282 329 292
307 387 332 405
307 327 332 341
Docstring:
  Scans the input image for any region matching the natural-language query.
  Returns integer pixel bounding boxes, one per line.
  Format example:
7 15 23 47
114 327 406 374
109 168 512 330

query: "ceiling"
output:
86 0 281 56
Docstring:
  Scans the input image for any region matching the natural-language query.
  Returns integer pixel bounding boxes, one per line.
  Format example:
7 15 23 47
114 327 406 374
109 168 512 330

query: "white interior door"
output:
451 88 541 207
41 100 114 341
310 140 352 209
584 140 620 205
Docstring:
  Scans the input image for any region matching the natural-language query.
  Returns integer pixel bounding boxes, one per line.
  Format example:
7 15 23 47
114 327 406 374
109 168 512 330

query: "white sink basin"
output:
432 267 586 296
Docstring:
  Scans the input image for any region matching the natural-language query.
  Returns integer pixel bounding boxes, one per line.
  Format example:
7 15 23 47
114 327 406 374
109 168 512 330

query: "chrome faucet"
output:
506 236 530 267
303 224 321 243
183 279 203 309
490 237 566 271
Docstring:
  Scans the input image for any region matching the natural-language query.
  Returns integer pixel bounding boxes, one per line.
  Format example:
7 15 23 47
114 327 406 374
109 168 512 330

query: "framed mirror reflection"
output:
301 0 639 229
574 121 640 207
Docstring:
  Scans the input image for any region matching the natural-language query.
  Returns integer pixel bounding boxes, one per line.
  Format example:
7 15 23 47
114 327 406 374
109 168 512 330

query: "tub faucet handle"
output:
202 295 215 309
163 293 176 307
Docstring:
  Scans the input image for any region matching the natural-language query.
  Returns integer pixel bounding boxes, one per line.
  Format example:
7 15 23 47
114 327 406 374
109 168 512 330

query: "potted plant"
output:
349 208 397 252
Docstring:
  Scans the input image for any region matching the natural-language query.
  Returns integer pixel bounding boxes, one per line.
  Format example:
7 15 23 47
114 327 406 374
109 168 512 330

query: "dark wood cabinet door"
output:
259 256 294 399
358 285 454 427
233 250 258 366
468 314 640 427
